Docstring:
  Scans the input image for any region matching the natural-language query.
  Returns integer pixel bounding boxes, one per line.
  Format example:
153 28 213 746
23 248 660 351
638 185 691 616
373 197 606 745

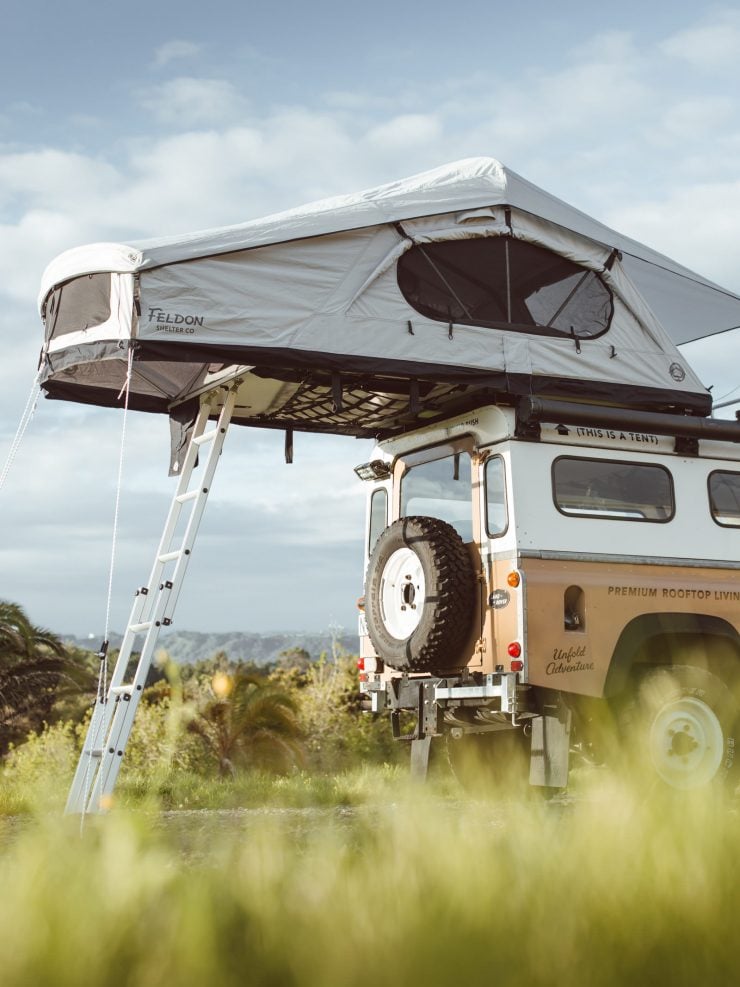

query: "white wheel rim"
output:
648 696 725 789
379 547 425 640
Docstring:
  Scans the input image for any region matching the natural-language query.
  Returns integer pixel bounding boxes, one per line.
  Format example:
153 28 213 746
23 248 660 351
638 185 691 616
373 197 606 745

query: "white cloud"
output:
0 210 97 303
365 114 442 149
605 179 740 291
153 40 202 67
661 14 740 69
458 30 649 158
0 148 120 210
7 100 41 116
650 97 734 145
139 77 247 126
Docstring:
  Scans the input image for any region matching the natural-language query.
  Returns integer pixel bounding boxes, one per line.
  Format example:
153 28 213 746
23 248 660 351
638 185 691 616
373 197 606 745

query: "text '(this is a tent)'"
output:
37 158 740 449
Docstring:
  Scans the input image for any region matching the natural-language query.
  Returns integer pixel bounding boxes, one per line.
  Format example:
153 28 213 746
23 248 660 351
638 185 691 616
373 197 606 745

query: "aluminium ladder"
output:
66 386 238 814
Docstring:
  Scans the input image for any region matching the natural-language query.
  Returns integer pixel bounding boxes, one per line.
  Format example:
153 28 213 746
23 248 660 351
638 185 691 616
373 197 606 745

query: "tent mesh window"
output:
397 237 613 339
44 273 112 341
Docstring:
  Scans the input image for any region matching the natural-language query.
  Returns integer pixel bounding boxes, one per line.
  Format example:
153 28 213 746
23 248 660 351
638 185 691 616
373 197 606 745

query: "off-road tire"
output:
619 664 740 794
365 516 476 673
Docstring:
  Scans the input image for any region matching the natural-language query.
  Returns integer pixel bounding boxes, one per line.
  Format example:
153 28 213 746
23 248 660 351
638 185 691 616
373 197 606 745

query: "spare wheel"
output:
365 516 476 673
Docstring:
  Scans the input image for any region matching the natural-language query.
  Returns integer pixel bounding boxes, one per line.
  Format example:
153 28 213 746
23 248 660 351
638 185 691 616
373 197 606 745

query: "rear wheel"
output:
620 665 739 793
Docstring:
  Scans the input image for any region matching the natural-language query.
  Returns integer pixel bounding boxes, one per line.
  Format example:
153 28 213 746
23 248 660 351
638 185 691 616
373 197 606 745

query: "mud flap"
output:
410 736 433 781
529 703 572 788
388 679 441 782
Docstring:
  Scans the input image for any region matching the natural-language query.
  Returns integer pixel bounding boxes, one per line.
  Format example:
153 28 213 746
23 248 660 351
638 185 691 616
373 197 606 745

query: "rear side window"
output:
553 457 674 522
485 456 508 537
397 237 613 340
368 488 388 552
708 471 740 527
401 452 472 542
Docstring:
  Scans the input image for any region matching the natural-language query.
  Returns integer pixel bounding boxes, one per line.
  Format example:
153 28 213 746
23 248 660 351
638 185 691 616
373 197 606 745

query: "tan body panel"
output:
519 557 740 697
482 557 523 675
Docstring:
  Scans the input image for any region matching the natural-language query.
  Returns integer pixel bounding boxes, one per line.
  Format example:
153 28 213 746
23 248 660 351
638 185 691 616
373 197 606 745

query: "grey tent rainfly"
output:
38 157 740 460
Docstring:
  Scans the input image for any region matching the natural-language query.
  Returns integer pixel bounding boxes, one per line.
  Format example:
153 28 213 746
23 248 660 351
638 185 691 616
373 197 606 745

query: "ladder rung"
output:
110 685 133 695
193 428 219 446
157 551 182 563
129 621 152 633
88 749 104 758
175 490 199 503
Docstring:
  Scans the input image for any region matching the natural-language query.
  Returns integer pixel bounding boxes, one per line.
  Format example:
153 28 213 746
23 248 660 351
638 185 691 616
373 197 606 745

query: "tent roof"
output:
39 157 740 345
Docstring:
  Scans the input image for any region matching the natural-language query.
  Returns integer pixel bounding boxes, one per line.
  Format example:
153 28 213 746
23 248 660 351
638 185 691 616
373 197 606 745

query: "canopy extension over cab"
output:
38 157 740 438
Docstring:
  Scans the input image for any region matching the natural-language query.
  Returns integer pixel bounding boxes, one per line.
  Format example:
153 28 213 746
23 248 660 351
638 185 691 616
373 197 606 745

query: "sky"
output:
1 0 740 639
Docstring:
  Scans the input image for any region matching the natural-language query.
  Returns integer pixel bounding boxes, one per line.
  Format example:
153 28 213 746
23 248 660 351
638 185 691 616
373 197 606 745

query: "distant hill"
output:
62 629 359 666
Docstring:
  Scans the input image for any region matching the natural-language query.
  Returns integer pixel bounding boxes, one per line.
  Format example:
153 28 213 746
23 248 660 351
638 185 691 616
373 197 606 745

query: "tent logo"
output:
147 306 203 333
669 362 686 382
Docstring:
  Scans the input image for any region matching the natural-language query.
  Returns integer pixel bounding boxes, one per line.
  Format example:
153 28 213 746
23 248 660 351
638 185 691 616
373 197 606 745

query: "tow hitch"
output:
361 672 571 787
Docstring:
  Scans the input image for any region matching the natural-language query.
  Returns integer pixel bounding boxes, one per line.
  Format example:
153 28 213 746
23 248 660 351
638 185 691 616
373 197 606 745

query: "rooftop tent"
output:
37 158 740 435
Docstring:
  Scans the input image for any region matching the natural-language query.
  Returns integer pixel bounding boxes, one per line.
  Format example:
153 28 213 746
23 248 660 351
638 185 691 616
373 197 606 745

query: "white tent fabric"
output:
37 157 739 433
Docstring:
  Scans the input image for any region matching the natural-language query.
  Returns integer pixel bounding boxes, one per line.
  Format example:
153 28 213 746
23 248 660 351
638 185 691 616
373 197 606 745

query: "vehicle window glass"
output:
397 237 613 339
553 457 674 522
708 471 740 527
368 488 388 552
401 452 472 542
485 456 508 536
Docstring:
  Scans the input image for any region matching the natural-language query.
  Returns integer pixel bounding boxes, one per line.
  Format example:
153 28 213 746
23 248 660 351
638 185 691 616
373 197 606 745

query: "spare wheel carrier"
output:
365 516 477 673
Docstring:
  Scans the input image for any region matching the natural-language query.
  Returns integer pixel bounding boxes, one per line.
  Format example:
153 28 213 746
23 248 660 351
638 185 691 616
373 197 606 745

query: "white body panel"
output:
369 406 740 566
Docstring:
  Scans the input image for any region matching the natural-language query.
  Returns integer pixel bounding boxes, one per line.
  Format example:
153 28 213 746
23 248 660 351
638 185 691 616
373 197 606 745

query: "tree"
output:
0 601 95 755
274 647 313 673
186 670 304 776
284 650 399 770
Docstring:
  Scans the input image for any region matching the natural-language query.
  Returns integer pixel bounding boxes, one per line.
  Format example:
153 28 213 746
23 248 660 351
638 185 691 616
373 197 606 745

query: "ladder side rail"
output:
87 398 217 731
79 581 178 813
92 676 149 806
95 618 179 802
66 579 169 813
94 390 237 805
99 406 212 659
133 400 215 609
161 394 236 622
65 695 110 812
97 556 187 799
67 579 160 813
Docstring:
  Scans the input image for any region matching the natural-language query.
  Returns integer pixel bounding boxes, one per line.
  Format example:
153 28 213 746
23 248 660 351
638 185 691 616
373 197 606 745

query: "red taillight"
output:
357 658 365 671
507 642 522 659
510 660 524 673
358 672 369 683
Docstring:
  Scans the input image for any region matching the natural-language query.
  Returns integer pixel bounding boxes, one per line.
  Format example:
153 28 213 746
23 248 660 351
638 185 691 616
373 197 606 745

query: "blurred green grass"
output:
1 765 739 987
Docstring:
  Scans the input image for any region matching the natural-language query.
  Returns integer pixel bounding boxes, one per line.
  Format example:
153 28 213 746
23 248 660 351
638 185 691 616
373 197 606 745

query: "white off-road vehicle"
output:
356 399 740 793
